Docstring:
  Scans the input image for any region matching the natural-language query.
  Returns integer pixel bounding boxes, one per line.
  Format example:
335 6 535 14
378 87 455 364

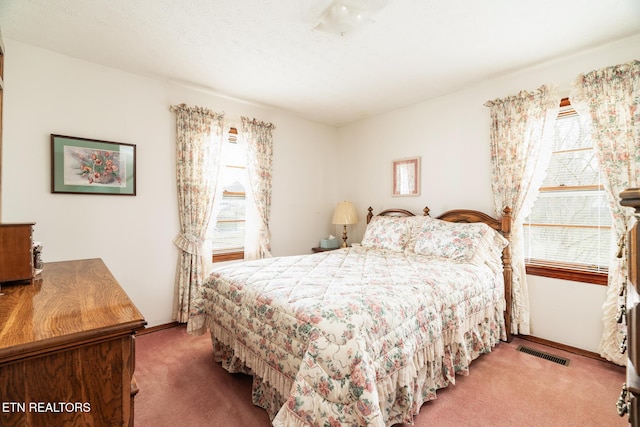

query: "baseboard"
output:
137 321 181 336
136 324 615 366
516 334 612 364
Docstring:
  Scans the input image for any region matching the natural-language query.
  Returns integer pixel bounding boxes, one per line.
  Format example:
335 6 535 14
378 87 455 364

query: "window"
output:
211 127 247 263
523 99 611 285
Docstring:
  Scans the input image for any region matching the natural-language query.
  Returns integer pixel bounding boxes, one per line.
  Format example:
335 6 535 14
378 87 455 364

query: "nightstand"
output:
312 247 340 253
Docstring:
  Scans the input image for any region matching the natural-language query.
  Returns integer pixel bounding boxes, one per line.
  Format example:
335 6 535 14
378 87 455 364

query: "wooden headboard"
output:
366 206 430 223
366 205 513 342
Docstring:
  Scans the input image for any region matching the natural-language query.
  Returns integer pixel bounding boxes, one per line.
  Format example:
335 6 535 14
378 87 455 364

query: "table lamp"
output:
332 201 358 248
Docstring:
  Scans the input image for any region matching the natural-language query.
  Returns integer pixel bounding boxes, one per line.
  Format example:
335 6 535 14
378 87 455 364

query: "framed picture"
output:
392 157 420 197
51 134 136 195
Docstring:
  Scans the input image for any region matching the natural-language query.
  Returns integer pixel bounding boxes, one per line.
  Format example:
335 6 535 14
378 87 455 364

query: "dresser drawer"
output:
0 223 35 283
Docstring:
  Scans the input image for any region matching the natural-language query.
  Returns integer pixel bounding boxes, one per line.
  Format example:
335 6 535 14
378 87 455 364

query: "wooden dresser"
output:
0 258 146 426
620 188 640 425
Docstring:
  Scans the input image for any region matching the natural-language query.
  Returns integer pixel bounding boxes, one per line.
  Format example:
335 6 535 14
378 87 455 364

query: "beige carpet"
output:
135 325 627 426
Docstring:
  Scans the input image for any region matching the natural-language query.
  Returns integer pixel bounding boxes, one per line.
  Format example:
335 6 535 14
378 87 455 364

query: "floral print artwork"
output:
188 246 506 426
64 147 124 186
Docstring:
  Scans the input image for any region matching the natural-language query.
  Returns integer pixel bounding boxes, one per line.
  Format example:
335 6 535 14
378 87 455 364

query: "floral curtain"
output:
570 60 640 365
485 85 561 335
170 104 224 322
241 116 275 260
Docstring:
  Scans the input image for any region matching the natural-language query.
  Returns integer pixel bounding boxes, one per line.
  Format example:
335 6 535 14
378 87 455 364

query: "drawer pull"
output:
620 335 627 354
617 383 630 416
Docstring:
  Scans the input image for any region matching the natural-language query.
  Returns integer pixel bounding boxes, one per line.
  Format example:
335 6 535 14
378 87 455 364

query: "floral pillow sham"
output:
360 214 508 272
361 215 411 252
412 219 507 267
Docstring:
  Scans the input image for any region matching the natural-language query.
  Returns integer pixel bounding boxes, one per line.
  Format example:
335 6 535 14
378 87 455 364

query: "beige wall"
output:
337 34 640 352
4 34 639 351
1 39 338 327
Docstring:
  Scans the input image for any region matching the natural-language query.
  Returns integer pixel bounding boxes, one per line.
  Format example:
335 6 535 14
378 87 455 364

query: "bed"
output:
188 205 513 426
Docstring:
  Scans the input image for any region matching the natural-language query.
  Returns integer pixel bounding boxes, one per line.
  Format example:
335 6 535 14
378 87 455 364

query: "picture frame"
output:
392 157 420 197
51 134 136 195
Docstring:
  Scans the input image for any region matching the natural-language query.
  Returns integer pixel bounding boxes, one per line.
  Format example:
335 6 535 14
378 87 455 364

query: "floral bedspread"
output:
187 246 506 427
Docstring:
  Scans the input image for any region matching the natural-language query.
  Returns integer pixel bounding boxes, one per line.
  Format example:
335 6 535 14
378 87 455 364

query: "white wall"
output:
337 34 640 352
1 39 338 327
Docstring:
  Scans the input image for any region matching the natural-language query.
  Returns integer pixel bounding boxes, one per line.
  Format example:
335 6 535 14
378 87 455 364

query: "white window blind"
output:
523 105 611 272
211 128 247 254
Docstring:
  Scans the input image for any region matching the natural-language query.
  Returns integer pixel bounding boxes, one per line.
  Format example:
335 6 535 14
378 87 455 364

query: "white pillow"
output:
468 228 510 273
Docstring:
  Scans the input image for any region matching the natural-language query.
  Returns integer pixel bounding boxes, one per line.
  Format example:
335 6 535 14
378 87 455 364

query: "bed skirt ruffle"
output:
192 301 505 427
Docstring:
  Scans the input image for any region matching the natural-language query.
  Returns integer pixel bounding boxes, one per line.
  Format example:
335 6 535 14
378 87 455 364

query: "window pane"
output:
220 166 246 191
211 132 248 254
224 135 246 166
217 194 245 221
524 225 610 269
553 112 591 151
212 219 245 251
212 190 245 251
524 108 612 272
542 149 599 187
526 190 611 227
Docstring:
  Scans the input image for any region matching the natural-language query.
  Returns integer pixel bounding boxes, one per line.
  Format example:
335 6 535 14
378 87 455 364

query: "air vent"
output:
517 345 570 366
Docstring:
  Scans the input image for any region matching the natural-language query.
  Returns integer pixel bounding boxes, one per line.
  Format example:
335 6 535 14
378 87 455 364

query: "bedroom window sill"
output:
212 251 244 263
525 262 608 286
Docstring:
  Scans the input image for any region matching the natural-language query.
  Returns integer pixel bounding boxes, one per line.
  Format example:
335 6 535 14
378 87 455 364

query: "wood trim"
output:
538 184 604 192
137 321 180 336
551 146 592 155
366 206 430 224
620 188 640 210
525 223 610 230
526 263 608 285
0 321 146 365
516 334 615 364
213 251 244 263
437 208 502 231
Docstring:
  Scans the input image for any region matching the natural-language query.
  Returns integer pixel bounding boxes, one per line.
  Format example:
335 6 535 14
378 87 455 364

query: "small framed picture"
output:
51 134 136 195
392 157 420 197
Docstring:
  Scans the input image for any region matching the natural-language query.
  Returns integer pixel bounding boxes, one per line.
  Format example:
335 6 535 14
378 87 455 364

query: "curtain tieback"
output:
173 233 205 255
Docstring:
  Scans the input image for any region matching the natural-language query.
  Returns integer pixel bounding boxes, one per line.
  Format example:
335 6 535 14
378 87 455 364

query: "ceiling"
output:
1 0 640 126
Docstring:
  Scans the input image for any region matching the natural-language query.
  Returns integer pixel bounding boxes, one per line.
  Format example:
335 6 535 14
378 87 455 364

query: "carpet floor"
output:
135 325 627 426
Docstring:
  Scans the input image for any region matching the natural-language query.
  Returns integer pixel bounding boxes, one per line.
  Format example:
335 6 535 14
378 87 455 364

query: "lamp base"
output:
341 224 348 248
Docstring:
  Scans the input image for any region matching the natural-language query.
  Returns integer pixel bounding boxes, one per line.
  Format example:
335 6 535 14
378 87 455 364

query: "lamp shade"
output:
332 201 358 225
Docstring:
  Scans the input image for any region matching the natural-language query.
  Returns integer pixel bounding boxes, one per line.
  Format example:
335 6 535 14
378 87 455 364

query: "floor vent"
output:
516 345 570 366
